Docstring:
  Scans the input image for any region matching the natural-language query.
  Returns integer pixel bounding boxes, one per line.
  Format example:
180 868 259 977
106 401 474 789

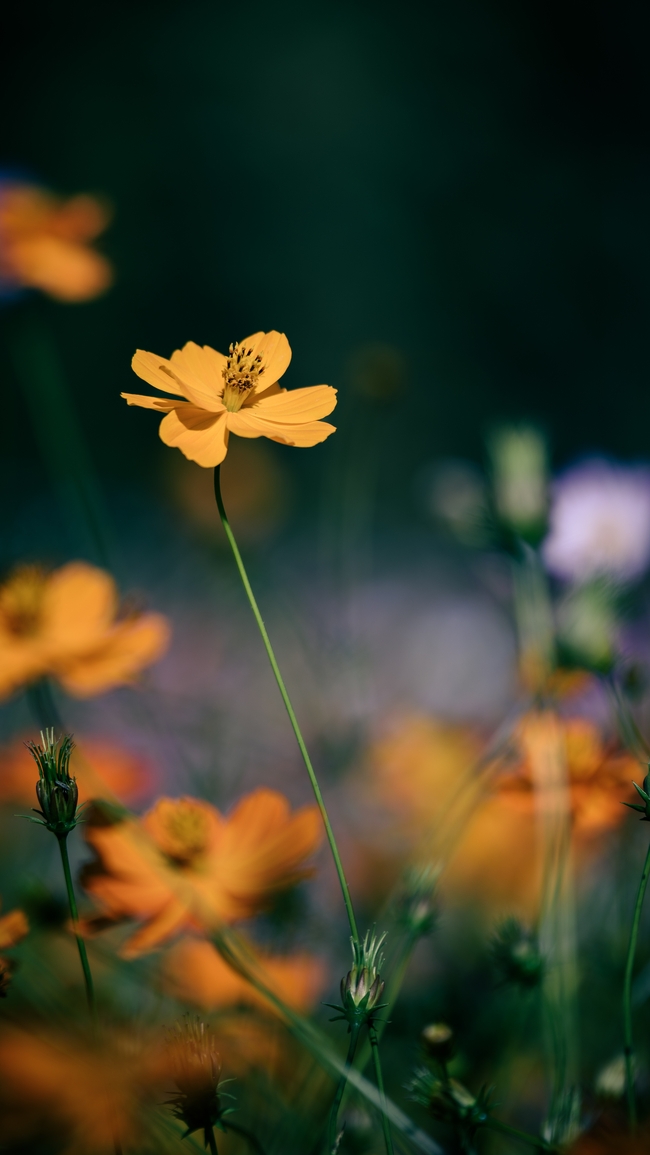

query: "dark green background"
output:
2 0 649 527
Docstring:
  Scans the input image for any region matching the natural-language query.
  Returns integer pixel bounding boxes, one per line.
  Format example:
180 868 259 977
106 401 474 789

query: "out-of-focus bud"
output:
326 930 388 1030
26 730 81 837
425 459 490 546
623 770 650 821
166 1017 233 1144
421 1023 454 1064
409 1065 492 1134
0 957 15 997
556 580 618 674
395 864 440 937
594 1053 637 1100
489 425 548 545
490 918 544 989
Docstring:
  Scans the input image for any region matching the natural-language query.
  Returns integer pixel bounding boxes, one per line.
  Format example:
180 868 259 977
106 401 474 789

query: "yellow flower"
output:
122 331 337 467
0 183 112 302
0 562 170 700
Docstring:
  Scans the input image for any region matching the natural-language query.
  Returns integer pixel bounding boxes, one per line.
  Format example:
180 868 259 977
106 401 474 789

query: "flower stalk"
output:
622 805 650 1131
25 730 95 1017
213 463 359 945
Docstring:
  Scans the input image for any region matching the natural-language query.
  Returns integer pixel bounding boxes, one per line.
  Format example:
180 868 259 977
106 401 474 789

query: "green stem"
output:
485 1117 556 1151
207 1127 219 1155
327 1023 361 1153
623 835 650 1131
214 464 359 944
225 1121 267 1154
369 1025 394 1155
57 833 96 1019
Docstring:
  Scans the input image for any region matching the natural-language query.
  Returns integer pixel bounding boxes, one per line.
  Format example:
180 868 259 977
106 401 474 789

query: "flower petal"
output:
246 384 337 421
241 331 292 392
41 563 118 654
131 350 186 397
227 409 336 446
56 613 171 698
159 407 230 467
0 909 28 950
121 392 187 412
170 342 226 402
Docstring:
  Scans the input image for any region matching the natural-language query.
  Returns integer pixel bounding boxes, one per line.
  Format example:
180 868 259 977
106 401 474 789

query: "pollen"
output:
0 565 47 637
221 342 265 412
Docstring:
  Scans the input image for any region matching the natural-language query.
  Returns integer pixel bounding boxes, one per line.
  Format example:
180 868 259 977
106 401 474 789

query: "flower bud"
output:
624 770 650 822
490 918 544 989
26 730 81 837
166 1017 232 1143
489 424 548 545
395 864 440 937
409 1066 492 1133
421 1023 454 1063
326 929 388 1029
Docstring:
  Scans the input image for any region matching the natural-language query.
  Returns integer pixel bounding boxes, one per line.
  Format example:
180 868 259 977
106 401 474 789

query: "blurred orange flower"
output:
0 562 170 700
122 331 337 467
0 735 155 806
162 935 326 1014
0 905 29 950
81 789 322 956
0 182 112 302
0 1023 166 1152
366 712 639 914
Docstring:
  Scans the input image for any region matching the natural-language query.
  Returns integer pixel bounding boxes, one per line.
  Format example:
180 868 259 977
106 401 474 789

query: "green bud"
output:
166 1017 234 1144
325 929 388 1030
26 729 80 837
490 918 544 989
395 864 440 937
409 1066 492 1133
421 1022 454 1063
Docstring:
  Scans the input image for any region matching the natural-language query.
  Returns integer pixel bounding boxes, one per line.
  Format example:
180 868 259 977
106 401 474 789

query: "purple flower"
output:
543 459 650 583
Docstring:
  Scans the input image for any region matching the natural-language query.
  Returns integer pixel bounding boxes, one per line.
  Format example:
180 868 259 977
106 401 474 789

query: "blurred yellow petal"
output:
56 612 170 697
159 407 229 467
9 236 112 301
41 562 116 652
0 909 28 950
162 936 326 1013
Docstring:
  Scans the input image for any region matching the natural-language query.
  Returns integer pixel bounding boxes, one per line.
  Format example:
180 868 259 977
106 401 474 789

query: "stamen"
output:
222 340 266 412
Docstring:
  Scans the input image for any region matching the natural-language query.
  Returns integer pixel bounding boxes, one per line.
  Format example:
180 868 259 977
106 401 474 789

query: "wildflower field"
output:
1 3 650 1153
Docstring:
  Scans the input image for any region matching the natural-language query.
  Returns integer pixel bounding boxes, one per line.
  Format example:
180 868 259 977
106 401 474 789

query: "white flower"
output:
543 459 650 582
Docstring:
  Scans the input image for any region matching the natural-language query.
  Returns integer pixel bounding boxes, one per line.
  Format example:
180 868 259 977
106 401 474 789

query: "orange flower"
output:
162 936 326 1014
0 182 112 301
0 1023 166 1152
0 906 28 950
0 562 170 700
122 331 337 466
0 735 155 806
81 789 322 956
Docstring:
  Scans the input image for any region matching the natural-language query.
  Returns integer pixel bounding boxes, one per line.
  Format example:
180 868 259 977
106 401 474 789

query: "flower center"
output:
221 342 265 412
0 565 46 637
149 799 212 866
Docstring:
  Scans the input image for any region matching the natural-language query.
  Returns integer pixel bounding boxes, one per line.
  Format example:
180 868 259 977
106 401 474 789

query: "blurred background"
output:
2 3 650 1149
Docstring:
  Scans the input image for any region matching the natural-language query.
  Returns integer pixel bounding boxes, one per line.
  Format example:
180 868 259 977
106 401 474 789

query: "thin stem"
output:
369 1025 394 1155
623 835 650 1131
327 1023 361 1153
225 1121 268 1154
57 833 96 1019
485 1117 556 1152
207 1127 219 1155
214 464 359 944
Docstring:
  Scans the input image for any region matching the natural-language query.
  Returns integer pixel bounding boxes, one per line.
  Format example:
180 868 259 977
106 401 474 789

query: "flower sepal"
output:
324 930 388 1031
623 771 650 821
25 731 85 838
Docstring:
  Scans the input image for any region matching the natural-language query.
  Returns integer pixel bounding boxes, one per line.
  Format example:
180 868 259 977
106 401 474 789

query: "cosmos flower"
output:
80 789 322 955
0 562 170 700
0 735 155 806
161 936 326 1014
0 181 112 302
122 331 337 467
543 459 650 583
